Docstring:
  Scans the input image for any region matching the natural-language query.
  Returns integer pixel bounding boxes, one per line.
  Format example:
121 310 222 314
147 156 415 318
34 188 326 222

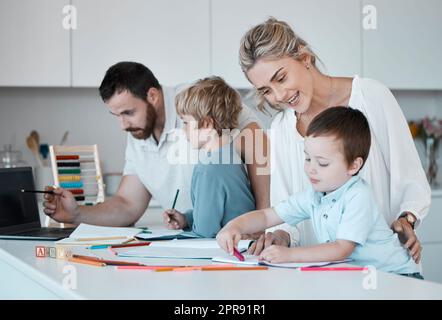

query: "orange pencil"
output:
68 257 106 267
202 266 268 271
154 267 175 272
71 254 145 266
172 264 237 272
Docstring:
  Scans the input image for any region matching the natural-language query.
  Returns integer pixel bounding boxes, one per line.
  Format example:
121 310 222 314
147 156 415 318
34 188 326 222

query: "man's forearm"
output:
74 195 145 227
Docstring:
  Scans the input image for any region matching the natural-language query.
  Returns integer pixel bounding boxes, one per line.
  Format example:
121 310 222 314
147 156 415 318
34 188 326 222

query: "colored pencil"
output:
116 265 188 270
68 257 106 267
116 264 236 271
233 247 245 261
110 242 151 249
87 244 110 250
71 254 144 266
74 236 129 241
201 266 268 271
299 267 368 271
172 189 180 209
21 189 54 194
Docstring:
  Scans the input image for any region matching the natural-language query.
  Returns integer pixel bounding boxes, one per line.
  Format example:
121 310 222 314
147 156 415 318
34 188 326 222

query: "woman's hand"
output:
247 230 290 255
259 245 296 263
392 217 422 263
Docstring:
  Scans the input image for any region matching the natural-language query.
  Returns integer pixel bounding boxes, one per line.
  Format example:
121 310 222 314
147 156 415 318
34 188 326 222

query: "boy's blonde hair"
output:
175 76 242 135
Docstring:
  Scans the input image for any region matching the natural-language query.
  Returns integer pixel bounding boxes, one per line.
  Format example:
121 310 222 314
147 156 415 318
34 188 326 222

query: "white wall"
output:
0 88 126 174
1 87 442 178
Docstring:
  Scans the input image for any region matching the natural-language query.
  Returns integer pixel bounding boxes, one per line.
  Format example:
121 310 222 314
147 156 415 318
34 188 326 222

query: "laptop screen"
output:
0 167 40 233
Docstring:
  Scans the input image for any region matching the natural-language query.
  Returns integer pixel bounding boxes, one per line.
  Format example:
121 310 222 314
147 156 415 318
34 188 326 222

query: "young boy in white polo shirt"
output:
217 107 422 278
163 76 256 238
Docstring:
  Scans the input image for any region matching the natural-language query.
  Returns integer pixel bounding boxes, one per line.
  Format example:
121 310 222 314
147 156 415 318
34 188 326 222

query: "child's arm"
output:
216 207 283 254
259 239 356 264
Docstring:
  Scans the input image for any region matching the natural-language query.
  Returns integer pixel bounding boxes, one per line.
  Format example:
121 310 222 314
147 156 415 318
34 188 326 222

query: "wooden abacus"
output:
48 145 105 228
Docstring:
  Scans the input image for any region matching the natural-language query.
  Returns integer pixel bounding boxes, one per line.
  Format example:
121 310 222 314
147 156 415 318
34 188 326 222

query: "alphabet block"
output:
35 246 46 258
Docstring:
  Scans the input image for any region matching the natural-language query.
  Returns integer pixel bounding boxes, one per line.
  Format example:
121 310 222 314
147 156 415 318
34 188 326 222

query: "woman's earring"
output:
305 64 310 70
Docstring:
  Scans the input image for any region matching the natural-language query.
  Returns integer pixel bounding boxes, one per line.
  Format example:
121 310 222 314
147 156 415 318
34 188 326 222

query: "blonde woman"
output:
241 18 430 264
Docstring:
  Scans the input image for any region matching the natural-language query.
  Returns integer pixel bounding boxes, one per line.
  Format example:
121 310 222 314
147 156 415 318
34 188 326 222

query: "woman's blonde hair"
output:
239 17 320 110
175 76 242 135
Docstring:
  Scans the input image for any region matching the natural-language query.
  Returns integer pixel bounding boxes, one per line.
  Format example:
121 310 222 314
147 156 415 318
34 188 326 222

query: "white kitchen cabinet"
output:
417 194 442 283
0 0 71 86
71 0 211 87
421 243 442 283
417 195 442 243
362 0 442 89
211 0 362 88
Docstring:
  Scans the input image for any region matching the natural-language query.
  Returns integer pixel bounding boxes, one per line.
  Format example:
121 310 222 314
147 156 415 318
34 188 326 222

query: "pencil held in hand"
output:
21 189 54 194
233 247 245 261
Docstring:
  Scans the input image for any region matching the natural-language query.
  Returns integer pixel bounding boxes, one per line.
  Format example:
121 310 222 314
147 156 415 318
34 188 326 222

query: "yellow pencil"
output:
74 236 129 242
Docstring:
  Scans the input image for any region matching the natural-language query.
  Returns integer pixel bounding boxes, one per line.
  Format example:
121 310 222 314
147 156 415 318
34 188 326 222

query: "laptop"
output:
0 167 74 240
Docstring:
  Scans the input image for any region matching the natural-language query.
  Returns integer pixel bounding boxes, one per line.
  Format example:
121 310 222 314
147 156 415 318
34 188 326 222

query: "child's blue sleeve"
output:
190 171 227 238
336 191 374 245
273 190 312 226
184 209 194 231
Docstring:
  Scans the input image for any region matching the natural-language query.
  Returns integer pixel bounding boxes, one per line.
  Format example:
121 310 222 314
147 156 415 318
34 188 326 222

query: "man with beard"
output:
42 62 270 228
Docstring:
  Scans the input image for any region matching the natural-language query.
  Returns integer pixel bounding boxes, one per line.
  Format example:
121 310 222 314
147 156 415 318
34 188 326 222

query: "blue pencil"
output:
88 245 110 250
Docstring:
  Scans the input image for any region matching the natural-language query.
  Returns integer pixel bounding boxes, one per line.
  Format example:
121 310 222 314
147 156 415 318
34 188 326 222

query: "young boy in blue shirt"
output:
217 107 422 278
162 76 256 238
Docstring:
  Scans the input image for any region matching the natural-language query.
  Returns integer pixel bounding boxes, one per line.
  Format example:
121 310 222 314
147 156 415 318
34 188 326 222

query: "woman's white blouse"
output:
268 75 431 247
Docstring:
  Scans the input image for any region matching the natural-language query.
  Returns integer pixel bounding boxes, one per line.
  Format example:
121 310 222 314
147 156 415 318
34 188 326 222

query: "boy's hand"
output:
216 225 242 255
163 209 187 230
259 245 296 264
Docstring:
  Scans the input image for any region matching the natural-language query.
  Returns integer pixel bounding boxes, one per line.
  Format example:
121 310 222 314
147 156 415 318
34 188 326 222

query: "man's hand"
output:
259 245 296 263
43 186 79 224
392 216 422 264
247 230 290 255
163 209 187 230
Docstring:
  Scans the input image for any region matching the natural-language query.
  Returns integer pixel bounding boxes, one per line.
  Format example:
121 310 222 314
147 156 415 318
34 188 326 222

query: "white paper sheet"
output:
212 254 352 268
115 239 252 259
55 223 141 245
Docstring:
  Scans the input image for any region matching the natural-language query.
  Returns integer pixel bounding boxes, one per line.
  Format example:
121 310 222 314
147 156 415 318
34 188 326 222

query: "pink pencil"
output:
116 264 236 271
299 267 368 271
233 247 245 261
116 266 180 270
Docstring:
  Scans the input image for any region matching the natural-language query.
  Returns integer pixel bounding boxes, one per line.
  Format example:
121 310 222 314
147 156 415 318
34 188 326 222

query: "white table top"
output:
2 238 442 300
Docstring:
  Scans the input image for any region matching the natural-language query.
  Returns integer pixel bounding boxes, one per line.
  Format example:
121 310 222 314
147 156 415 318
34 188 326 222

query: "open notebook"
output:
135 227 199 241
55 223 142 246
212 254 352 269
115 239 252 259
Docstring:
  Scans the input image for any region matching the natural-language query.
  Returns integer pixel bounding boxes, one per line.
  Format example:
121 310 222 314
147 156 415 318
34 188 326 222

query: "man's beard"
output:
126 102 157 140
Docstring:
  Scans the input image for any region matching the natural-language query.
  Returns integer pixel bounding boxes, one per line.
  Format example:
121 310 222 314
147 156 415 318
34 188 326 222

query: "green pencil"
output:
172 189 180 209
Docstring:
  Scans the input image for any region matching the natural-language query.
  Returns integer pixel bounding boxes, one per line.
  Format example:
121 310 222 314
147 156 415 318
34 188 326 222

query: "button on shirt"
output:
274 176 419 274
123 85 260 212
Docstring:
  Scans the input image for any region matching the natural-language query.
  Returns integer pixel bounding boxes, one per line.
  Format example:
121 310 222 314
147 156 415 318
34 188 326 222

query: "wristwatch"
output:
400 212 417 229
